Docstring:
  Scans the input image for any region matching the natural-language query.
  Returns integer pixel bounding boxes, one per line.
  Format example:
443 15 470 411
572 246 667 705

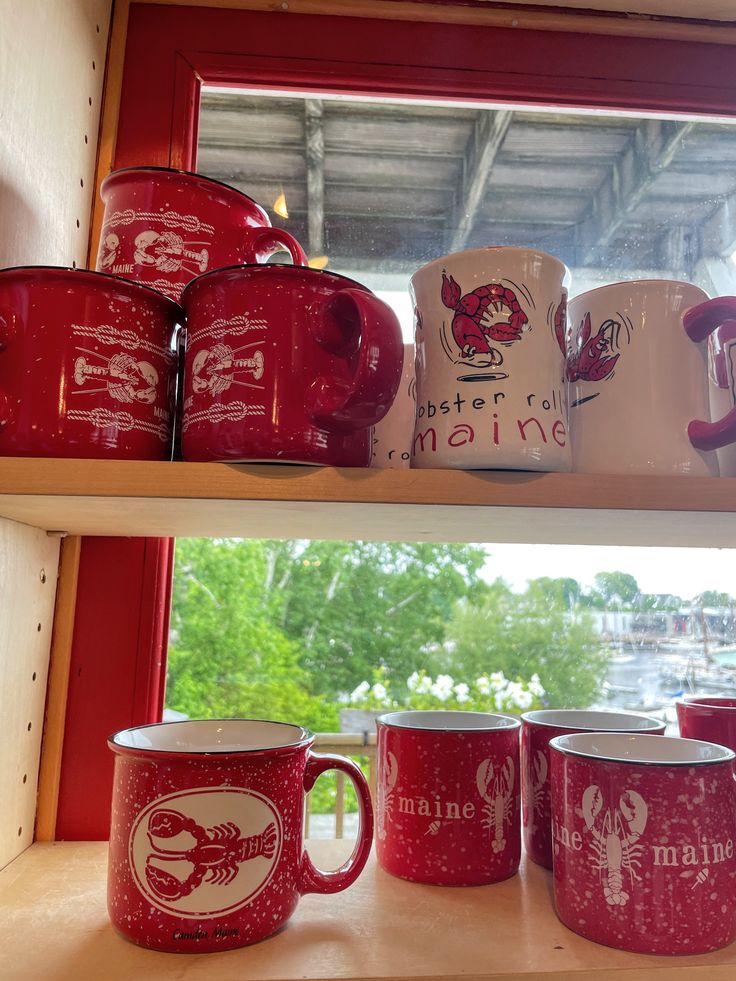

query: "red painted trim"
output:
59 1 736 839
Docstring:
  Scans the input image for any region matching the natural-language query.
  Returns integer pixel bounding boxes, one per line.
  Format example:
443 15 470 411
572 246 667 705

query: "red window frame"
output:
56 1 736 839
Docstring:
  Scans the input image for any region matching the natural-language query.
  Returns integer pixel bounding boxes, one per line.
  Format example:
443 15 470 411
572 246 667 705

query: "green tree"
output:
268 540 487 696
441 577 607 708
692 590 733 608
590 571 640 609
167 538 337 731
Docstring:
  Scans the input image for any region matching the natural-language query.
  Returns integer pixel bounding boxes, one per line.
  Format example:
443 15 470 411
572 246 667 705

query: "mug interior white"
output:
550 731 734 765
110 718 312 753
522 709 663 731
377 709 520 731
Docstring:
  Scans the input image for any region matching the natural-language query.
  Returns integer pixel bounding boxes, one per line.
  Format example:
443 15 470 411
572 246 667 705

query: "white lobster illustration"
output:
377 748 398 841
99 233 120 268
73 350 158 404
191 343 265 396
134 229 209 275
582 785 648 908
524 749 548 834
477 757 515 854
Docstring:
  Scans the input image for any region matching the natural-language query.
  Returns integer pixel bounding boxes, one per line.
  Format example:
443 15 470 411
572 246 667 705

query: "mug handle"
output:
298 751 374 895
683 298 736 451
306 288 403 433
243 227 308 266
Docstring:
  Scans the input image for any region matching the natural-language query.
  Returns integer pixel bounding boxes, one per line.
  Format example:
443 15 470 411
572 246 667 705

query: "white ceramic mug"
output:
410 247 571 471
567 280 727 476
370 343 416 469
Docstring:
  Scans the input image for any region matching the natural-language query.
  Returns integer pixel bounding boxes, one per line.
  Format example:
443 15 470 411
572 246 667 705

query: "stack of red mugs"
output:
0 167 403 466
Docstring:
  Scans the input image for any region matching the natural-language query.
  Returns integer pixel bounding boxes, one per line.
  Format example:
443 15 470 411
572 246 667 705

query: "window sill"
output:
0 458 735 545
2 840 734 980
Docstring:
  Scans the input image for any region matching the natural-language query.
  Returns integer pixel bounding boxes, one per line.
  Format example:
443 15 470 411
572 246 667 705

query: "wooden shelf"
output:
2 840 736 980
0 458 735 544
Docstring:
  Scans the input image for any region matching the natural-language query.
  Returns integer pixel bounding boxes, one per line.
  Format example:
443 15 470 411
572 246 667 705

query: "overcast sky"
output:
481 543 736 599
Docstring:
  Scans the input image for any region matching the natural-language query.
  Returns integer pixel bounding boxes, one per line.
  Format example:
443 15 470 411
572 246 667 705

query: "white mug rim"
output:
678 695 736 711
376 709 521 732
569 278 708 306
108 718 313 755
521 709 664 732
550 731 734 766
410 246 570 285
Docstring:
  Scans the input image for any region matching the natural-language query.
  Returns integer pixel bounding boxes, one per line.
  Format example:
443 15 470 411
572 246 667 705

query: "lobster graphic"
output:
73 351 158 404
565 313 623 383
477 757 515 854
134 229 209 275
553 295 567 356
523 749 548 834
191 343 265 396
441 273 529 361
377 748 398 841
99 233 120 269
144 808 278 902
582 785 648 908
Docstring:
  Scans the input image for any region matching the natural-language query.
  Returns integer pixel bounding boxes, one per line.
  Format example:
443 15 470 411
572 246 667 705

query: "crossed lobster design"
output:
144 808 278 902
582 785 648 908
134 230 209 275
477 757 515 854
191 343 265 396
73 352 158 404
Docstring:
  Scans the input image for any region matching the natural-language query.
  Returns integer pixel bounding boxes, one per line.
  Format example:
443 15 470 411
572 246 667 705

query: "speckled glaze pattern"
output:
521 715 665 869
550 746 736 955
0 267 180 459
107 734 374 953
180 265 403 464
96 167 307 301
375 716 521 885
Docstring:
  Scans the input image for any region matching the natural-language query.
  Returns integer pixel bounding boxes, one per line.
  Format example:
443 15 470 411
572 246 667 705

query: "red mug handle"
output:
683 298 736 451
298 751 374 895
306 288 403 433
243 227 308 266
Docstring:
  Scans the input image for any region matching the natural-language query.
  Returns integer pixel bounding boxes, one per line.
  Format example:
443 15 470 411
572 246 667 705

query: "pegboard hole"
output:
32 672 37 682
39 569 46 584
17 827 22 837
96 23 100 32
76 219 80 229
27 722 32 732
22 774 27 784
88 96 93 106
84 134 88 145
80 178 84 188
72 261 77 269
92 60 96 71
36 622 41 632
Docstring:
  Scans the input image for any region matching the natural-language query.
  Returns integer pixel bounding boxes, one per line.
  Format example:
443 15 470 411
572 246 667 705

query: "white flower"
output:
417 674 433 694
489 671 507 692
515 689 533 710
435 673 454 690
407 671 421 691
475 675 491 695
371 683 389 703
454 682 470 703
431 681 452 701
528 673 545 697
350 680 370 702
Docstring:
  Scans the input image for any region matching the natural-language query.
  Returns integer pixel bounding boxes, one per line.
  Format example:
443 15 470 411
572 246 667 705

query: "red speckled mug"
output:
550 732 736 955
677 695 736 750
521 709 665 869
107 719 374 952
97 167 307 301
180 264 403 464
0 266 181 459
375 711 521 885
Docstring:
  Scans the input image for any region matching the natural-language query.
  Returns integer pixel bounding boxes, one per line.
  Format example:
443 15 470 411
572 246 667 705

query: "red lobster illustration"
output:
565 313 621 383
134 230 209 275
144 808 278 901
582 785 648 908
441 274 528 359
477 757 515 854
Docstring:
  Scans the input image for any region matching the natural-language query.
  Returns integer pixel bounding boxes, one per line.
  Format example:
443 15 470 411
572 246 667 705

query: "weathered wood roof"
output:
197 90 736 285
